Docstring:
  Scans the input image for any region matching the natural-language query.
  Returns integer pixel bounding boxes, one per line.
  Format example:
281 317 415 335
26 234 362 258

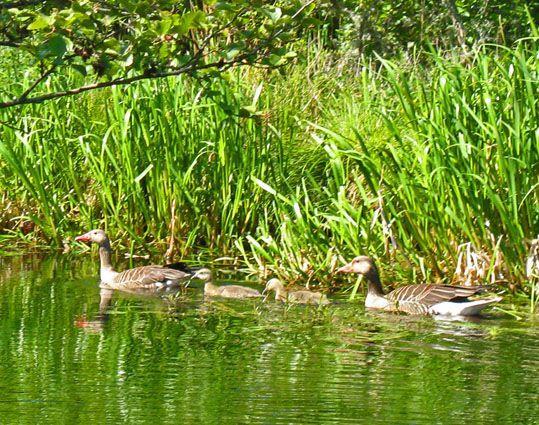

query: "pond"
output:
0 255 537 424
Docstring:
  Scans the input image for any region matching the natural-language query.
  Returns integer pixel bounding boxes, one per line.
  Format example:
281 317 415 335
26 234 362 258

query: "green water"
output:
0 256 537 424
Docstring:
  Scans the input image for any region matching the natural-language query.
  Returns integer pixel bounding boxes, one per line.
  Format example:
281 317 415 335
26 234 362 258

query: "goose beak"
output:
336 263 352 273
75 233 91 242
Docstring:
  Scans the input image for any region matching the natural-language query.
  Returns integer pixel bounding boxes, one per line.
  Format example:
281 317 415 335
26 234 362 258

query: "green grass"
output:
0 38 537 298
237 40 538 290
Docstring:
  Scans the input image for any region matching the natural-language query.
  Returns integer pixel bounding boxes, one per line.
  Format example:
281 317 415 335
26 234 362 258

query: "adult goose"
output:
264 278 330 305
203 273 262 299
75 229 208 290
337 256 501 316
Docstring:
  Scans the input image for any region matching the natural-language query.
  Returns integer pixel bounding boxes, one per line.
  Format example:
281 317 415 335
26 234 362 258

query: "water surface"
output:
0 255 537 424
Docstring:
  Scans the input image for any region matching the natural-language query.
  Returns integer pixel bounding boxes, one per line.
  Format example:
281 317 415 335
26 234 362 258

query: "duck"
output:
75 229 209 290
264 278 330 305
337 256 501 316
203 273 262 299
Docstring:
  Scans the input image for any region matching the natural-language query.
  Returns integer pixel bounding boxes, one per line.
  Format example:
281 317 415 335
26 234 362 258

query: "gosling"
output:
202 270 262 299
264 278 330 305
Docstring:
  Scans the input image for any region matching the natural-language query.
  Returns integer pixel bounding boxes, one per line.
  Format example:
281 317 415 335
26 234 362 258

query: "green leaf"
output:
37 35 67 60
71 64 87 76
174 11 206 36
266 7 282 21
123 54 134 67
302 17 323 26
239 105 258 117
268 53 284 66
215 3 237 12
28 14 55 30
225 45 241 60
155 17 172 35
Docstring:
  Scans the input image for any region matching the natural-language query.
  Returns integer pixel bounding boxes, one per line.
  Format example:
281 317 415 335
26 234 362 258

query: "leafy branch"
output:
2 55 246 108
0 1 318 109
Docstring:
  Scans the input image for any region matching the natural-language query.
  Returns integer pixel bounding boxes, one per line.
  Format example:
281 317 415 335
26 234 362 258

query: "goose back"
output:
383 284 486 315
288 290 330 305
386 284 483 306
205 282 262 299
108 265 191 290
265 279 330 305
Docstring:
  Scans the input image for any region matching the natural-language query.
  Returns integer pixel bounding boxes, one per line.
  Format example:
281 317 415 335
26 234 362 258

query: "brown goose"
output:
75 229 208 290
264 278 330 305
337 256 501 316
203 275 262 299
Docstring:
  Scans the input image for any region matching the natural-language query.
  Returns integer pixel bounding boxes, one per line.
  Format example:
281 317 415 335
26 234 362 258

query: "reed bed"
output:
0 39 537 295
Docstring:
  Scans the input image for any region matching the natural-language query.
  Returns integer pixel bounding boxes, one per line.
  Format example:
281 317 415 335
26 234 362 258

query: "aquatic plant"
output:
0 37 537 298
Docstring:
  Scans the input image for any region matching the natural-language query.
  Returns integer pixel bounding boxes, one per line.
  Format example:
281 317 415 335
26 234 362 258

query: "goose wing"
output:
386 284 484 306
113 266 191 289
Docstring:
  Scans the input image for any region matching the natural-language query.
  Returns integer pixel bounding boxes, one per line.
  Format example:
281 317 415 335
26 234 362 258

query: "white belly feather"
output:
429 297 502 316
365 292 391 309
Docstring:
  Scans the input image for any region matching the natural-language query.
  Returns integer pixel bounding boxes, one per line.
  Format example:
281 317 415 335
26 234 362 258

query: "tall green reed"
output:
0 72 289 255
0 39 537 294
238 39 538 287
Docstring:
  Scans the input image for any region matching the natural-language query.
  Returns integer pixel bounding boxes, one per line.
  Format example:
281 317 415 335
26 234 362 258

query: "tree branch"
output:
0 1 316 109
443 0 468 48
19 64 57 100
0 57 245 109
0 119 26 132
0 41 20 48
0 1 42 8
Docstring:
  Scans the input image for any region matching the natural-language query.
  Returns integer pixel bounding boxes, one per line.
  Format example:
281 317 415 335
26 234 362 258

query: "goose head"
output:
75 229 108 246
264 278 285 294
337 256 377 276
192 268 213 282
337 256 383 293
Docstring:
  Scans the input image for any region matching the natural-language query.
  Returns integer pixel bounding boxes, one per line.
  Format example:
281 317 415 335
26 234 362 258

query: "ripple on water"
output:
0 255 537 424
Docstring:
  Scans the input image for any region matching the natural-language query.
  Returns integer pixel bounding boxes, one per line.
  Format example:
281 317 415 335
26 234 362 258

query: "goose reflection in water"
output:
74 285 189 333
74 288 114 333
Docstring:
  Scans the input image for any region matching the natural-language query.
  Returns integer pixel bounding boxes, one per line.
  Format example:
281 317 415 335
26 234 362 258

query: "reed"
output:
238 40 538 288
0 39 537 297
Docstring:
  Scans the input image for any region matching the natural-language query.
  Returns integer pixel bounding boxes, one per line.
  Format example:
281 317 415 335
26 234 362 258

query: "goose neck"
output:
274 285 287 301
98 238 114 271
365 269 385 297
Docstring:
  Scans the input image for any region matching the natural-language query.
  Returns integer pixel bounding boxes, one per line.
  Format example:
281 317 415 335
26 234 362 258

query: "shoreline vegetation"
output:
1 31 537 302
